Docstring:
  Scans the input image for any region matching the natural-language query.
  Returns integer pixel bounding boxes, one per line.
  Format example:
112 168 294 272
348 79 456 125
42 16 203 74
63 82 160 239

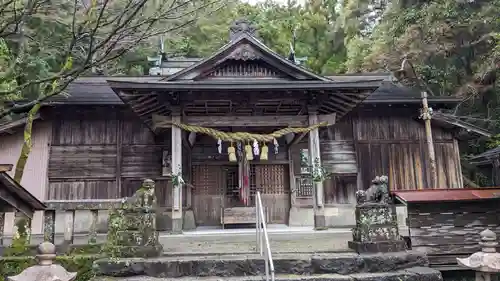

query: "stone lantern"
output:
7 241 77 281
457 229 500 281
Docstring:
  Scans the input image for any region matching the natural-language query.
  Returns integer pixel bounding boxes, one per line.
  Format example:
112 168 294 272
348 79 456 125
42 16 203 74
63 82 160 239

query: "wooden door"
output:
192 165 224 226
254 164 290 224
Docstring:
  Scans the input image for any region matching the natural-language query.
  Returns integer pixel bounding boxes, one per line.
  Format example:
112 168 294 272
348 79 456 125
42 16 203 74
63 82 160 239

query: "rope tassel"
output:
260 143 268 161
228 144 237 162
160 119 328 142
245 144 253 161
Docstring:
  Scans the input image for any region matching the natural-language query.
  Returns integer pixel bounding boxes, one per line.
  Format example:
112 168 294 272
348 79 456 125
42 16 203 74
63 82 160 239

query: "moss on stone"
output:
102 179 162 259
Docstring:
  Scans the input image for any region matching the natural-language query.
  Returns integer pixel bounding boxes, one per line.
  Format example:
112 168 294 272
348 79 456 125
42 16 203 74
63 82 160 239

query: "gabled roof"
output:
0 166 46 218
41 75 459 106
431 112 492 138
163 33 328 82
469 146 500 165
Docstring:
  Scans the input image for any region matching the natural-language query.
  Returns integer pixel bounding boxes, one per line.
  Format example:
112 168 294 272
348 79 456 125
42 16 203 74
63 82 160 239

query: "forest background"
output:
0 0 499 185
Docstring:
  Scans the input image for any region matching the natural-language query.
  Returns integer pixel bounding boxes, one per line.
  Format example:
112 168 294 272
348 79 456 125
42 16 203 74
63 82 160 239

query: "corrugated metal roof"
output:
392 188 500 204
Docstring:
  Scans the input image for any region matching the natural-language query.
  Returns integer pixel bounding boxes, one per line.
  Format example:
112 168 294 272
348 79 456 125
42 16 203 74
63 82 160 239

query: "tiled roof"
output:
44 74 460 106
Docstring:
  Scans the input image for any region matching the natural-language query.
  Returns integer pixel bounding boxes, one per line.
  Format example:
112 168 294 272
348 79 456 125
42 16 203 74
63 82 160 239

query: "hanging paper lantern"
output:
245 144 254 160
260 143 269 161
228 145 237 162
273 138 279 154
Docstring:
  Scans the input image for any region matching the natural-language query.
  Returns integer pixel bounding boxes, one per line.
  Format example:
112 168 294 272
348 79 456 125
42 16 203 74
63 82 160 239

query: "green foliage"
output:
0 39 18 101
0 218 99 281
486 134 500 149
337 0 500 185
162 0 348 75
2 0 499 186
3 218 31 257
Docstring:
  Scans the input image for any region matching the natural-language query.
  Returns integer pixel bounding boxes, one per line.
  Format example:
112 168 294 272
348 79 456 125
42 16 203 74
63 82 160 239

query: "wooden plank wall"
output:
407 200 500 267
352 108 462 191
320 116 358 205
47 106 174 204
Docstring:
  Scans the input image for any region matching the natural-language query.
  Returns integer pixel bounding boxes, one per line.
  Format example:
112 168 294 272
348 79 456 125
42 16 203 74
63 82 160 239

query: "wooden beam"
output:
184 115 309 127
171 112 183 233
308 111 325 229
153 113 336 129
0 164 13 172
290 132 307 146
116 119 123 196
318 113 336 126
285 133 295 145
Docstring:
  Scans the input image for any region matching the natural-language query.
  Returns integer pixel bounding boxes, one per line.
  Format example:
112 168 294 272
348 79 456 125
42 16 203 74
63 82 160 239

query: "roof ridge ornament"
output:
229 19 258 41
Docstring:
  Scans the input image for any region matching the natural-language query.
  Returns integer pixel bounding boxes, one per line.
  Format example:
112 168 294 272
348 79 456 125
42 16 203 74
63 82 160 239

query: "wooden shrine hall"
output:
105 20 464 232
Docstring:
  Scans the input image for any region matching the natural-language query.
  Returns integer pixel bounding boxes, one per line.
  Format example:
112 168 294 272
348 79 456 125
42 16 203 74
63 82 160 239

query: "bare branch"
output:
0 0 226 119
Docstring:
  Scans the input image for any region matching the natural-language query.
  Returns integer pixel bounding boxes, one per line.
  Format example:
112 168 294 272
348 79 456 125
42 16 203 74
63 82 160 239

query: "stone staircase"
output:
92 251 442 281
90 183 440 281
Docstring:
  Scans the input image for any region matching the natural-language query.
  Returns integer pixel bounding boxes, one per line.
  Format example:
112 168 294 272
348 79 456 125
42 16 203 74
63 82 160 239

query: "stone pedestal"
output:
348 202 407 253
104 179 163 258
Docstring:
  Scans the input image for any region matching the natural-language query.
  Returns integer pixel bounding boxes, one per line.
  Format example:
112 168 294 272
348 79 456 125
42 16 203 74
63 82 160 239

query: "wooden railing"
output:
0 199 124 246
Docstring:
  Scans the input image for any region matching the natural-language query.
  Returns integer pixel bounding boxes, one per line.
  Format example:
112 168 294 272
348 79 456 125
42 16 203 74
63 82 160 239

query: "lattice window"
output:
192 165 223 195
296 176 313 198
224 166 240 198
254 164 288 195
250 164 257 195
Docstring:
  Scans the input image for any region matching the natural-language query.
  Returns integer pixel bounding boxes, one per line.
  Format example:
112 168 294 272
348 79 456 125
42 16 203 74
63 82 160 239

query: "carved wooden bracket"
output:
227 44 261 61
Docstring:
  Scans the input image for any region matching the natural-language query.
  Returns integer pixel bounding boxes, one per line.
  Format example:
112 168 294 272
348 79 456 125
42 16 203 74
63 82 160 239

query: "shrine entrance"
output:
191 162 290 227
108 19 376 232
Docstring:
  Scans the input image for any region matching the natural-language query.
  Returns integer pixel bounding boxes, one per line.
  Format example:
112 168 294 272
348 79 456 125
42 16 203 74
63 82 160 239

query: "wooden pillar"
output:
288 146 297 207
308 107 326 229
171 111 183 233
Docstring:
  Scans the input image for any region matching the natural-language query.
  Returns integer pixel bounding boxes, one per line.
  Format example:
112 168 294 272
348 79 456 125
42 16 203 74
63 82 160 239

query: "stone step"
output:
159 228 353 254
94 251 429 278
93 266 442 281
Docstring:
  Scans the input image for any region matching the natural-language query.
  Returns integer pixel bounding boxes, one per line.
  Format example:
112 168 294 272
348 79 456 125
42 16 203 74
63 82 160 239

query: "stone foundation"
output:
348 240 408 253
93 268 442 281
93 251 431 277
288 205 408 229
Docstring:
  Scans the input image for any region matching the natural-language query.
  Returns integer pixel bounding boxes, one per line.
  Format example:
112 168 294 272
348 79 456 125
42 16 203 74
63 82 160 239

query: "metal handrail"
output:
255 191 275 281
